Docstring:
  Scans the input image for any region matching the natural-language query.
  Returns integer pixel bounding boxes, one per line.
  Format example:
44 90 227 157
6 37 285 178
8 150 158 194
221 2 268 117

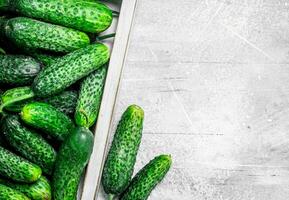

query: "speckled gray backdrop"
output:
98 0 289 199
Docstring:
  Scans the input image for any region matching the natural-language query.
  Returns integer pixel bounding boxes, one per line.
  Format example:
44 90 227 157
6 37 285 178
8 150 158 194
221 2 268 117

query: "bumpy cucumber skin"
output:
0 86 35 112
5 90 78 115
120 155 172 200
21 102 75 141
13 0 113 33
32 43 109 97
0 54 41 86
41 90 78 116
0 184 30 200
52 127 94 200
102 105 144 195
0 176 51 200
75 64 107 128
4 17 90 53
2 115 56 175
0 146 42 183
31 52 61 66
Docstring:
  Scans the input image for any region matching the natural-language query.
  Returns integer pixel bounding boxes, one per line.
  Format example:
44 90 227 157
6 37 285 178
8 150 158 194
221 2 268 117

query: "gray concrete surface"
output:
99 0 289 199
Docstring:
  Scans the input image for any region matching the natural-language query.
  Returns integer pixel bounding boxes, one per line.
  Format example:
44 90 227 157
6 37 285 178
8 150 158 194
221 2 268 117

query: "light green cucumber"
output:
0 146 42 182
120 155 172 200
75 64 107 128
0 184 30 200
102 105 144 198
32 43 109 97
20 102 75 141
2 115 56 175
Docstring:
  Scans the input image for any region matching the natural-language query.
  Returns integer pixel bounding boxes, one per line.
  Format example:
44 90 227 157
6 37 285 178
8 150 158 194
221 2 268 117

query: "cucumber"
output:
0 86 35 113
0 54 41 86
11 0 113 33
52 127 94 200
2 115 57 175
32 43 109 97
120 155 172 200
0 146 42 182
0 184 30 200
0 0 9 11
0 47 5 54
30 52 61 66
5 90 78 115
75 64 107 128
0 176 51 200
20 102 75 141
102 105 144 197
3 17 90 53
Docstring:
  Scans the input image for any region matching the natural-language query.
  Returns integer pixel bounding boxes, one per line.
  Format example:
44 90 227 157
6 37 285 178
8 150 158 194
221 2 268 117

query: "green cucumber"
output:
120 155 172 200
0 86 35 113
20 102 75 141
52 127 94 200
0 176 51 200
102 105 144 197
0 184 30 200
2 115 57 175
3 17 90 53
32 43 109 97
75 64 107 128
0 54 41 86
11 0 113 33
0 146 42 182
30 52 61 66
5 90 78 115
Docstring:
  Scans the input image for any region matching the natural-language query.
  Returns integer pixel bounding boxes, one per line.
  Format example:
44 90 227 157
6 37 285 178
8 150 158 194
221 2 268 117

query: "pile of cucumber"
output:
0 0 171 199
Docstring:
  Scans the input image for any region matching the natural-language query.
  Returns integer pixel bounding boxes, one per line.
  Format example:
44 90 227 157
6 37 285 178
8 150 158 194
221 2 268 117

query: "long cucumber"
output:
102 105 144 198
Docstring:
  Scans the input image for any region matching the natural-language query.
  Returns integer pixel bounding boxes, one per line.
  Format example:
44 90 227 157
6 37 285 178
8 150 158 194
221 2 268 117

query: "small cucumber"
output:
0 184 30 200
4 17 90 53
32 43 109 97
102 105 144 197
0 54 41 86
2 115 57 175
52 127 94 200
11 0 113 33
75 64 107 128
20 102 75 141
0 176 51 200
0 146 42 182
0 86 35 113
120 155 172 200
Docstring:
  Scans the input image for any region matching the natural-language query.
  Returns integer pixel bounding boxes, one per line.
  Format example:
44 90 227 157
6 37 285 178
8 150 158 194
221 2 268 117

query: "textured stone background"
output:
98 0 289 199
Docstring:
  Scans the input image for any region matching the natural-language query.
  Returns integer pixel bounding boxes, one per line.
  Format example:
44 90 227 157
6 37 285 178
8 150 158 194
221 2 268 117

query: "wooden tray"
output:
80 0 138 199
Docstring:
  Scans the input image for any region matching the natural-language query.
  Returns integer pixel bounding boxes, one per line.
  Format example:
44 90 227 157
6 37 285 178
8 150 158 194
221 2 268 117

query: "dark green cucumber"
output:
120 155 172 200
32 43 109 97
0 184 30 200
0 146 42 182
0 54 41 86
20 102 75 141
102 105 144 197
5 90 78 115
4 17 90 53
0 86 35 113
52 127 94 200
75 64 107 128
11 0 113 33
2 115 57 175
0 176 51 200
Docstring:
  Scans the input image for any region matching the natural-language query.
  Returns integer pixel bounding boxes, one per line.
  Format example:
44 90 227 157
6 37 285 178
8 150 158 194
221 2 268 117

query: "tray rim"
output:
80 0 138 199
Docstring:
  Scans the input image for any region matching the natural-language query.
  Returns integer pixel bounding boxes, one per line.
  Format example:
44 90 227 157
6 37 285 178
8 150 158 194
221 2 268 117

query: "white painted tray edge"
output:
81 0 137 199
